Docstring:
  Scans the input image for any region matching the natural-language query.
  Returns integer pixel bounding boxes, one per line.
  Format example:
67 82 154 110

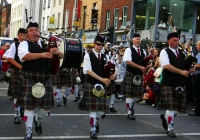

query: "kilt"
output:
160 85 186 112
10 67 21 98
120 72 143 97
79 83 108 112
19 71 54 108
52 69 75 87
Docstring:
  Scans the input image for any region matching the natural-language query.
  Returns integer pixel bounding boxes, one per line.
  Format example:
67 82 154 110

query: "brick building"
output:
100 0 133 46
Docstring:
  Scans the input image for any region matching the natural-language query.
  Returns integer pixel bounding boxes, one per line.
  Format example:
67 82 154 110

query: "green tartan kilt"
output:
160 85 186 112
79 83 109 112
19 71 54 108
120 72 143 97
52 69 75 87
10 67 21 98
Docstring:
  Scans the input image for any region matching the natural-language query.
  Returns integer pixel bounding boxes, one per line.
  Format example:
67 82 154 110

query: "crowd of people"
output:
0 21 200 140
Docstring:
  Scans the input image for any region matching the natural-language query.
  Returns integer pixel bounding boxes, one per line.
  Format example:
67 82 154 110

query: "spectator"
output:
139 84 156 105
158 20 167 30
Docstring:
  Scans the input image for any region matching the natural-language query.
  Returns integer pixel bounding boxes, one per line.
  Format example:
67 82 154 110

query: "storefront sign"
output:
82 31 97 44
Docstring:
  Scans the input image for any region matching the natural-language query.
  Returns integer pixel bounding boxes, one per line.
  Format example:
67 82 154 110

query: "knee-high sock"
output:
55 88 62 102
89 112 97 127
14 99 20 116
97 111 106 119
165 110 174 131
64 87 71 97
14 98 17 109
35 108 49 121
110 94 115 107
24 110 34 128
126 98 134 114
74 84 79 97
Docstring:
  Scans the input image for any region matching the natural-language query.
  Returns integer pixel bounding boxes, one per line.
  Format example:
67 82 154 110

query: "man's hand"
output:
50 48 60 55
109 74 116 81
101 78 111 86
140 66 146 73
189 68 195 74
180 70 189 77
41 52 53 59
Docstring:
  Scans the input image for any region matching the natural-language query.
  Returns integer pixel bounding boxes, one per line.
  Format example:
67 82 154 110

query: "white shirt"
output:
159 47 179 68
83 49 102 75
123 46 146 61
158 23 166 28
7 42 17 59
154 67 162 82
18 40 42 62
2 49 10 58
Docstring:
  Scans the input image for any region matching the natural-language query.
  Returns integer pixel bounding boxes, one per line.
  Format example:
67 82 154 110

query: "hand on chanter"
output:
50 48 60 55
101 78 111 86
41 52 53 59
180 70 189 77
109 74 116 81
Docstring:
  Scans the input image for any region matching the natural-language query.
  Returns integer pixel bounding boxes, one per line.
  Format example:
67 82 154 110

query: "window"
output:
123 6 127 26
53 0 56 6
92 3 98 29
106 10 110 30
57 13 60 28
59 0 61 4
83 6 87 30
114 8 118 29
47 16 49 30
43 17 45 30
65 10 69 32
43 0 46 10
48 0 51 8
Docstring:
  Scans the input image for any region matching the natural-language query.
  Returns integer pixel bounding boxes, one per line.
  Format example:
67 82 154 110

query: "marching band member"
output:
81 35 116 139
121 33 146 120
159 32 190 138
7 28 27 124
18 22 63 140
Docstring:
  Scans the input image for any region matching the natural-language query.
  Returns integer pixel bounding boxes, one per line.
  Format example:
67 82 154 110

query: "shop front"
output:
81 30 97 47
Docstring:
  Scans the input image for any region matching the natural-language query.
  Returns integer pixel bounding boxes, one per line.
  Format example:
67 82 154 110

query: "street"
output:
0 82 200 140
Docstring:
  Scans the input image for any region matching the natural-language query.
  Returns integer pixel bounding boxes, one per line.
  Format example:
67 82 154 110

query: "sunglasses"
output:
96 42 104 46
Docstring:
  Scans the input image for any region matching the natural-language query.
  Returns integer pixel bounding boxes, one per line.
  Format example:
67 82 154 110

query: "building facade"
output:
10 0 42 38
51 0 64 34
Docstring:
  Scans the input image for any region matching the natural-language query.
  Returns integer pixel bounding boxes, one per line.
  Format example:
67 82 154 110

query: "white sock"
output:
24 110 34 127
14 98 17 106
55 88 62 100
64 87 71 97
74 84 79 97
126 98 133 114
89 112 97 126
110 94 115 107
165 110 174 131
36 108 49 121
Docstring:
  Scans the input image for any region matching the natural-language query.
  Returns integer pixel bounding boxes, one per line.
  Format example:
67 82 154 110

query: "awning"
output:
83 43 94 48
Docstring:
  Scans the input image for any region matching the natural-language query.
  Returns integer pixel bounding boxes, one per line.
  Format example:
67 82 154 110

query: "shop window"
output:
123 6 128 26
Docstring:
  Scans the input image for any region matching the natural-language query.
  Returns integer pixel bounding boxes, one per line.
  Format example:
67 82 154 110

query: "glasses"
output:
96 42 104 46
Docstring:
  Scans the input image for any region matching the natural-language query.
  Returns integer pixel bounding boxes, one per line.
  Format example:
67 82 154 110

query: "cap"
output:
17 28 26 34
94 35 105 43
27 22 39 29
133 33 141 38
167 32 179 40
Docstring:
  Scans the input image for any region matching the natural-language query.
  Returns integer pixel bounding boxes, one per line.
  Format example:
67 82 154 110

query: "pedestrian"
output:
159 32 190 138
18 22 64 140
7 28 27 124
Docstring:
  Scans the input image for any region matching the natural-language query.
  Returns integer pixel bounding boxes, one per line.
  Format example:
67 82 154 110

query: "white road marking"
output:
0 113 188 116
0 133 200 139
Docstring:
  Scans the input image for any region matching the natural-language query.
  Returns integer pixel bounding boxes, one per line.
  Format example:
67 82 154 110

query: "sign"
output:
82 31 97 44
73 21 80 28
91 9 98 23
48 17 55 31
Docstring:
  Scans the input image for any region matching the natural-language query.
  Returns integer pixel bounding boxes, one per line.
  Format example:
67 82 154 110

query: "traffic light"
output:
107 26 115 45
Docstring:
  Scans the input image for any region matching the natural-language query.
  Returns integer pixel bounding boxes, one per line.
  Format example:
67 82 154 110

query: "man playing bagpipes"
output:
17 22 63 140
121 33 147 120
7 28 27 124
80 35 117 139
159 32 195 138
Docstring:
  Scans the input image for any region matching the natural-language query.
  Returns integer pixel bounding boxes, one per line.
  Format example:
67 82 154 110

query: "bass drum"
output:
61 38 83 68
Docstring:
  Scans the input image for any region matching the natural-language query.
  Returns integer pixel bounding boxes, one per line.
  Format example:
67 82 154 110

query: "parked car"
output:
0 37 13 46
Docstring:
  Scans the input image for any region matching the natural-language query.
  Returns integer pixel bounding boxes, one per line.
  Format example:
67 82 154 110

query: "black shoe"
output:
9 96 14 100
90 127 97 139
110 107 117 113
188 111 200 116
14 116 21 124
167 130 176 138
63 96 67 105
56 101 61 107
33 116 42 134
160 114 167 130
127 114 136 120
24 133 32 140
73 97 79 102
20 107 25 118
